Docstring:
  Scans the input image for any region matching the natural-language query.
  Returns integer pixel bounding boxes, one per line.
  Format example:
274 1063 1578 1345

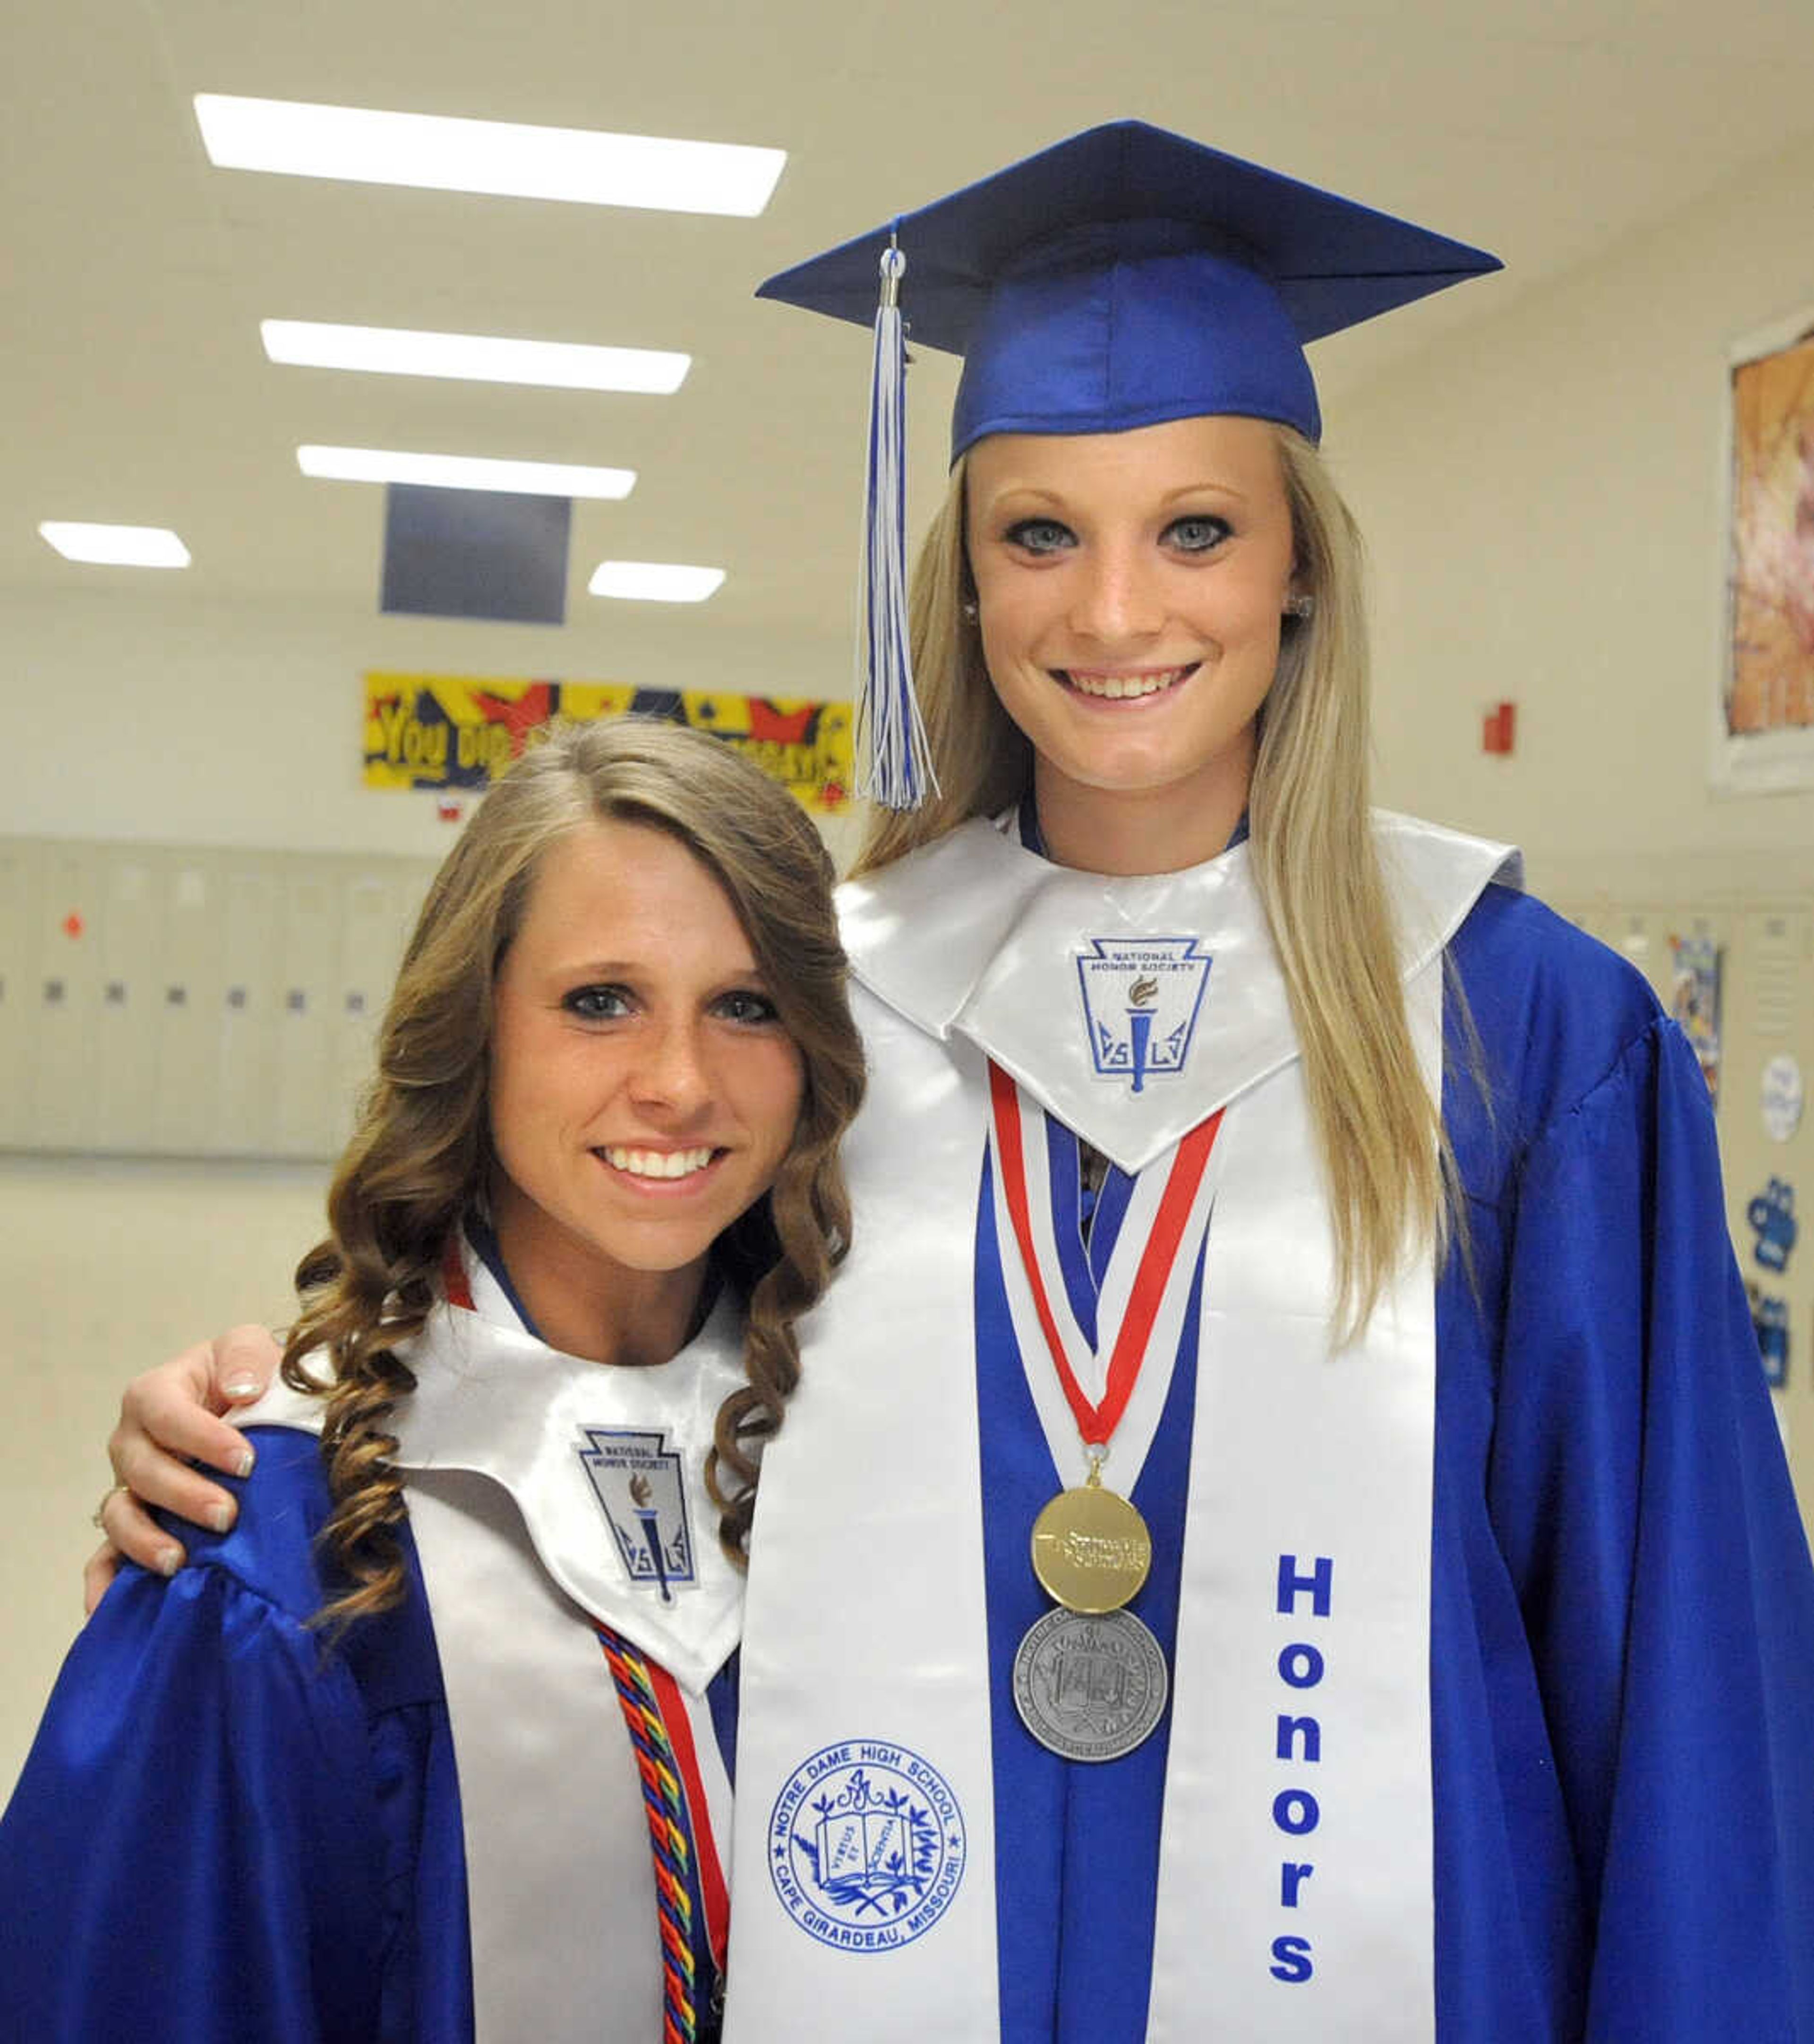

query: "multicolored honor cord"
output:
597 1624 729 2042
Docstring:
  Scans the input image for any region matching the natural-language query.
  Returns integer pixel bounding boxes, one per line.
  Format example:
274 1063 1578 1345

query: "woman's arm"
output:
1495 1015 1814 2035
84 1326 282 1610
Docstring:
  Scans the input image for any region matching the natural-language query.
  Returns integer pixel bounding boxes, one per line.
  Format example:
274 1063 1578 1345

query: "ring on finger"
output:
91 1481 131 1530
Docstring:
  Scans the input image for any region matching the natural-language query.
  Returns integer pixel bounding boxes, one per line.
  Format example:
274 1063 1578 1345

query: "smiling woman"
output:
0 718 864 2040
485 819 805 1369
964 416 1299 872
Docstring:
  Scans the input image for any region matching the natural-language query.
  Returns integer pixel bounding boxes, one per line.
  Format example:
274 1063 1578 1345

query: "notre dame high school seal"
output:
768 1741 967 1951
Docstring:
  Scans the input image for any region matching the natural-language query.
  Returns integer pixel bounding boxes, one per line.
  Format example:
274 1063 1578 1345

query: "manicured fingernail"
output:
223 1377 260 1401
156 1546 181 1578
234 1447 256 1479
208 1502 236 1534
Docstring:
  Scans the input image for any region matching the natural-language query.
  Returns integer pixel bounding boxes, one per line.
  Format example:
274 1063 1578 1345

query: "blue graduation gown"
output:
0 1427 473 2042
976 882 1814 2040
0 1424 740 2042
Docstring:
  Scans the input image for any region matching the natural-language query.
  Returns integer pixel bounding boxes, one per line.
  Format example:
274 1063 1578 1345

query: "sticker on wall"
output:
1762 1053 1805 1144
1669 934 1723 1103
1746 1176 1799 1273
1750 1288 1791 1388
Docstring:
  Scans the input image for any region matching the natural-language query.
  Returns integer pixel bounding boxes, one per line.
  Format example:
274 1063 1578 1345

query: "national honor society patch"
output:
769 1741 967 1950
1076 936 1211 1092
577 1426 697 1603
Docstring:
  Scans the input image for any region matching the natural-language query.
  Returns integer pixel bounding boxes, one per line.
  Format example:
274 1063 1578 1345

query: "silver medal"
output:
1011 1606 1169 1762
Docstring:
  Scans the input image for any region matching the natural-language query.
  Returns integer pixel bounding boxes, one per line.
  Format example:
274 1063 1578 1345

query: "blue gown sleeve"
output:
1487 1004 1814 2039
0 1551 391 2041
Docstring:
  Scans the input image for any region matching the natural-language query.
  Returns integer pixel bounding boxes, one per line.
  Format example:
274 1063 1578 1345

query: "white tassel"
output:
855 240 938 810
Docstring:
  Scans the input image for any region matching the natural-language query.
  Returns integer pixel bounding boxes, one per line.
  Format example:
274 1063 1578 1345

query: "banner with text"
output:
363 674 854 813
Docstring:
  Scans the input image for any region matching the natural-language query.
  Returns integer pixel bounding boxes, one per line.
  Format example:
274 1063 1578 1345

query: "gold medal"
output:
1030 1458 1151 1613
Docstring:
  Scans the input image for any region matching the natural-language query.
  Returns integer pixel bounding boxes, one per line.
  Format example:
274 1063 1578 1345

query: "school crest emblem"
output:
768 1741 967 1950
1075 936 1212 1092
576 1426 697 1603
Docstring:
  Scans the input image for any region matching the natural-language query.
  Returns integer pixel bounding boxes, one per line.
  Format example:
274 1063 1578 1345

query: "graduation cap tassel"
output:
855 239 937 810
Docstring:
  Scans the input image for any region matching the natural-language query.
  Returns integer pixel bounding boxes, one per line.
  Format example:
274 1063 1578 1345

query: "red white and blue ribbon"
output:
986 1060 1224 1489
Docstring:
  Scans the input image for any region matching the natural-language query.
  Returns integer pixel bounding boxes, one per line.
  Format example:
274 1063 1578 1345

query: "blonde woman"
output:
86 126 1814 2042
5 720 863 2041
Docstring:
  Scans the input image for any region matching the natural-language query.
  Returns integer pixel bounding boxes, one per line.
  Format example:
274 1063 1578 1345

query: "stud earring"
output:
961 597 979 622
1283 592 1315 620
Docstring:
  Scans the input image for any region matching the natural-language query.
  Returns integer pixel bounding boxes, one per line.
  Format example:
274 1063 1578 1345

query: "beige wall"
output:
1335 131 1814 871
5 585 853 856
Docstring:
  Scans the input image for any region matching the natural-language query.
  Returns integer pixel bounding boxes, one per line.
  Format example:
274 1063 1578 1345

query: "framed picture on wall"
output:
1714 306 1814 795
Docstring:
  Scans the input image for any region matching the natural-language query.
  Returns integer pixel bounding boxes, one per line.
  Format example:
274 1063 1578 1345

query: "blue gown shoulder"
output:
0 1422 470 2041
1444 879 1682 1194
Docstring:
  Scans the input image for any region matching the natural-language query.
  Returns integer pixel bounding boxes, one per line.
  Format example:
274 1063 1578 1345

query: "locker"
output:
1611 907 1673 1008
211 864 284 1156
94 852 167 1153
0 844 44 1149
270 873 342 1160
152 858 227 1154
326 874 413 1156
31 847 104 1150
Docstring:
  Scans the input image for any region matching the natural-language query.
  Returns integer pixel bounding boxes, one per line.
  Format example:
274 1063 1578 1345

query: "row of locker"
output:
0 838 438 1160
4 837 1811 1527
5 837 1809 1170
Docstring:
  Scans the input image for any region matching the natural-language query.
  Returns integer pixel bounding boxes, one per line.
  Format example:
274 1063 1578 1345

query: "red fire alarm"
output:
1482 701 1516 755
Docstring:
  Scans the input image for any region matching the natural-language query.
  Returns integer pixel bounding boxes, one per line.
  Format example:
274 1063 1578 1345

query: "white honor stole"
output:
241 1238 742 2044
727 814 1517 2043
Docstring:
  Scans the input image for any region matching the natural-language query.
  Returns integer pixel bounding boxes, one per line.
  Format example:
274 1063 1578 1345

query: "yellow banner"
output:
363 674 855 814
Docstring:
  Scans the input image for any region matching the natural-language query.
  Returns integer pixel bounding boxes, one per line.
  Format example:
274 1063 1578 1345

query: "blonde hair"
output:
854 427 1443 1338
285 718 865 1631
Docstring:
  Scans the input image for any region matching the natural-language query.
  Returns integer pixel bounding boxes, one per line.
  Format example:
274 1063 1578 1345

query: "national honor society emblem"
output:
1075 936 1212 1092
769 1742 967 1950
576 1427 697 1602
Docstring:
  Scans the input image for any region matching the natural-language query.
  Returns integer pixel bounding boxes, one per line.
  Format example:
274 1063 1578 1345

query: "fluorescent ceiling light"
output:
195 95 786 217
299 445 635 498
39 522 190 568
589 561 726 604
263 319 688 393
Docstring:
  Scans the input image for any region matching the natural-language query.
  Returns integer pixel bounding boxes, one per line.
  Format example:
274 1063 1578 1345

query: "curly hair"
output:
283 718 865 1631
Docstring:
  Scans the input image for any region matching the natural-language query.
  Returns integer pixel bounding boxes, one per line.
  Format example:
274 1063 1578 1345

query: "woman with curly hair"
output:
0 718 864 2041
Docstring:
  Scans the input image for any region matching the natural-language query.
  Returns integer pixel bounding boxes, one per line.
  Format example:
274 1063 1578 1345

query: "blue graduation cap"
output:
757 120 1501 806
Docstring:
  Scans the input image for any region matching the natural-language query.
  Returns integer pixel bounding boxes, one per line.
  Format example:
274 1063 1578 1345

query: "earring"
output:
961 598 979 621
1283 592 1315 620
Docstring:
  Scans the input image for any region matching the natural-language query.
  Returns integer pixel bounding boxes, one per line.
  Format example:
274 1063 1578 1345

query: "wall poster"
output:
1715 308 1814 795
362 673 854 815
